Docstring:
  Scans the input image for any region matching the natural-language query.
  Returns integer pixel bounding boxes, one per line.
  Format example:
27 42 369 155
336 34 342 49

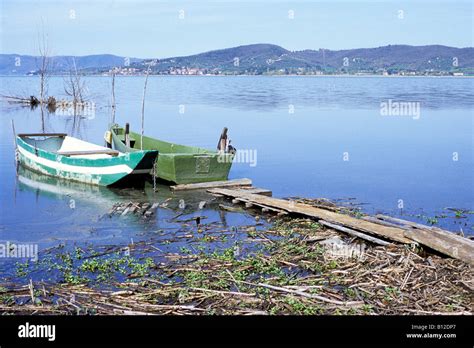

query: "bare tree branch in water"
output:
35 20 53 132
63 58 88 115
60 58 91 137
37 21 51 105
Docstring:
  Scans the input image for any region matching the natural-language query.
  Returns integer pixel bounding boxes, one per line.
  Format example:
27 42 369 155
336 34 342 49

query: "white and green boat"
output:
16 133 158 186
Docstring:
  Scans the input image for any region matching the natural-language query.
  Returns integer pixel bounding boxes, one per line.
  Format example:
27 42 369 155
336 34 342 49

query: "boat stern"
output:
128 150 159 175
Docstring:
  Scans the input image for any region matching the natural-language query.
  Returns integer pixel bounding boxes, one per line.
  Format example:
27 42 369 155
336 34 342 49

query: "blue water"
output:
0 75 473 256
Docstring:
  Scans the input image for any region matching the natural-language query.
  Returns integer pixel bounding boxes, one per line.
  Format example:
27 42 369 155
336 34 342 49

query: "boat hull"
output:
111 126 234 184
16 136 158 186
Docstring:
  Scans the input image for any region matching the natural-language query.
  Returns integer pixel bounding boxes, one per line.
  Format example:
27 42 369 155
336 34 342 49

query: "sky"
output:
0 0 472 58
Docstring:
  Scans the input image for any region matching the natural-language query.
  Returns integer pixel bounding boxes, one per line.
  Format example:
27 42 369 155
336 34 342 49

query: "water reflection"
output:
150 76 474 111
17 165 119 205
11 165 263 248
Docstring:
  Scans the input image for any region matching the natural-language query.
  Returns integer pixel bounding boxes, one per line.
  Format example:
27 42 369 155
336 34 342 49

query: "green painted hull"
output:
16 136 158 186
111 125 234 184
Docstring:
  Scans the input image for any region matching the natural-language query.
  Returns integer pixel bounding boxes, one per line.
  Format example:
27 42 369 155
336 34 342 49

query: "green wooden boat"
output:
16 133 158 186
110 125 234 184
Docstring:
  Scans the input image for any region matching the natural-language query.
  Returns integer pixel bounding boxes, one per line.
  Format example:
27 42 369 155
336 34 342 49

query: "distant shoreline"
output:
1 74 472 78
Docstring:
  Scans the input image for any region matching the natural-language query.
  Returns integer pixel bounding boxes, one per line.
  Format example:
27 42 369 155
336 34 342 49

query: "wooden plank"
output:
404 228 474 265
362 216 406 228
319 220 391 246
212 188 473 263
208 188 412 244
233 197 286 214
171 178 252 191
237 187 272 196
375 214 437 230
18 133 67 137
57 149 120 156
375 216 474 263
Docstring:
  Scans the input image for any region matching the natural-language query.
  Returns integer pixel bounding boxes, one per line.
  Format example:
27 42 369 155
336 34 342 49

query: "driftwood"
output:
240 281 364 307
105 201 159 219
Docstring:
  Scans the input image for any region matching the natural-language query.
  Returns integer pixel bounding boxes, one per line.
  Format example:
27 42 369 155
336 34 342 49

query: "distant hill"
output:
150 44 473 74
1 44 473 75
153 44 291 71
290 45 474 72
0 54 142 75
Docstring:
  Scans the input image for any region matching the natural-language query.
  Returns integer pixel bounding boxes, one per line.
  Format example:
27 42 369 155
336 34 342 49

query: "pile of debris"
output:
106 202 160 219
0 218 472 315
208 188 474 265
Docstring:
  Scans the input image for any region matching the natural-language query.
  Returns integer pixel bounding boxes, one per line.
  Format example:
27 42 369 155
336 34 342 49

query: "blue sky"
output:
0 0 472 58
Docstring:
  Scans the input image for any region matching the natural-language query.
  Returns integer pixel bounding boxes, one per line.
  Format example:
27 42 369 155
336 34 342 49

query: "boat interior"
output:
112 126 214 155
20 135 120 159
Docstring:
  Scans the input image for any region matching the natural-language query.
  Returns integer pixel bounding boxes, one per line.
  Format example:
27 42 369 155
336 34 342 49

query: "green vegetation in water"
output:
3 217 471 316
426 217 439 226
14 247 157 286
415 214 440 226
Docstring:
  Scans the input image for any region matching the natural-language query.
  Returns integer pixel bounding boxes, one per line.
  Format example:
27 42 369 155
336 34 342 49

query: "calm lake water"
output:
0 76 473 267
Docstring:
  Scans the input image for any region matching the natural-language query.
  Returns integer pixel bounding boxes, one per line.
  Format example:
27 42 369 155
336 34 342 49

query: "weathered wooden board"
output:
208 188 412 244
237 187 273 196
232 197 286 214
404 228 474 265
375 214 438 230
362 216 404 228
374 215 474 263
171 178 252 191
319 220 392 246
209 188 474 263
